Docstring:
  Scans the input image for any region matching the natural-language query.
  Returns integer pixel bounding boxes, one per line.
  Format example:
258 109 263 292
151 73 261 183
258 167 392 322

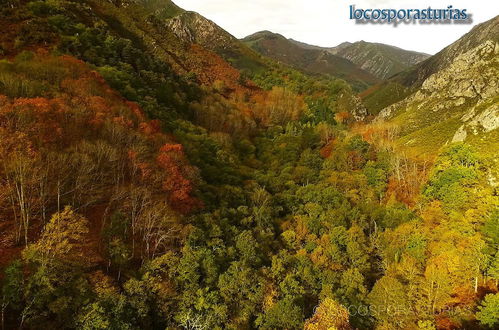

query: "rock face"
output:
373 27 498 179
165 11 268 78
362 16 499 115
419 41 498 100
345 94 369 121
330 41 430 80
378 40 498 127
375 39 498 176
396 15 499 88
453 102 499 142
167 11 238 50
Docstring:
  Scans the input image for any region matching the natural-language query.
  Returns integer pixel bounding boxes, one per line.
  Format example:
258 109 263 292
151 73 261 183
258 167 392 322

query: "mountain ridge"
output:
329 40 430 80
243 31 430 81
362 15 499 115
394 15 499 88
242 31 380 91
366 16 499 178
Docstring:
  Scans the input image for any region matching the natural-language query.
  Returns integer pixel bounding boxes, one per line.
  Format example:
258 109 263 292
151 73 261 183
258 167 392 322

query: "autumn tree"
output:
304 298 351 330
156 143 201 214
253 87 307 127
0 134 41 245
23 206 89 265
17 207 90 328
368 275 414 328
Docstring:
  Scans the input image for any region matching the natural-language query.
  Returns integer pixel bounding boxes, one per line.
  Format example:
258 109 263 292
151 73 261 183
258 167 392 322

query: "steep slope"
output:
375 40 499 175
395 15 499 87
162 12 369 119
167 11 267 74
82 0 251 91
363 16 499 114
107 0 185 19
242 31 379 91
0 0 369 126
330 41 430 80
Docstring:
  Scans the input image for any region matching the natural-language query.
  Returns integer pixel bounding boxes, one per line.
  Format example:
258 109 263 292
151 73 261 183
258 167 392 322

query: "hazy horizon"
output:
173 0 498 55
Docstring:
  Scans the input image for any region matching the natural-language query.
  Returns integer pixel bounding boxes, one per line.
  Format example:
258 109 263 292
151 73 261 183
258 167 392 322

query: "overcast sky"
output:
173 0 498 54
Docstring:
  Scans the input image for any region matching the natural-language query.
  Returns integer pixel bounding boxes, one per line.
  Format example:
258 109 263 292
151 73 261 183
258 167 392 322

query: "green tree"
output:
368 276 414 328
257 297 304 329
1 260 24 330
476 293 499 328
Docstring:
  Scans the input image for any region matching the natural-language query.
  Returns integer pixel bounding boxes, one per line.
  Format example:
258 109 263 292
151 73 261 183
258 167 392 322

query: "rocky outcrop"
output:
378 40 498 124
349 95 369 121
418 41 498 100
394 15 499 88
365 16 499 118
453 103 499 142
167 12 238 51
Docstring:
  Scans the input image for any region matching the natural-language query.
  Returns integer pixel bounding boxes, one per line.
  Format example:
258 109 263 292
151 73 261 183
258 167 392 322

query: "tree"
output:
363 161 387 201
253 87 307 126
156 144 201 214
218 261 263 327
422 144 481 211
17 207 90 328
24 206 89 264
77 272 133 330
137 201 180 260
304 298 351 330
1 260 24 330
476 293 499 328
489 251 499 287
256 297 304 329
0 136 41 245
368 276 414 328
484 211 499 286
107 238 130 281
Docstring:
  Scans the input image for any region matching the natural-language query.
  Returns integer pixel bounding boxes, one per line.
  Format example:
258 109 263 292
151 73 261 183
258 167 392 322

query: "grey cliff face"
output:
167 12 237 50
377 40 499 141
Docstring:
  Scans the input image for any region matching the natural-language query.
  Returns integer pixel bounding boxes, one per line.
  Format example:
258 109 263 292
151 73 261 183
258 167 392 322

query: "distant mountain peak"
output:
329 41 430 79
241 31 380 91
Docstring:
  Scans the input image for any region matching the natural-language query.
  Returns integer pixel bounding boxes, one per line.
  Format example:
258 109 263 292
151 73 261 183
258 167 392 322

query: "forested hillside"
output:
0 1 498 330
242 31 380 91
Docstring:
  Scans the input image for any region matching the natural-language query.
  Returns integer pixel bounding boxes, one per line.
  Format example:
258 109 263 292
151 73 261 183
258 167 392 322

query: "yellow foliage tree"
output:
23 206 89 265
304 298 351 330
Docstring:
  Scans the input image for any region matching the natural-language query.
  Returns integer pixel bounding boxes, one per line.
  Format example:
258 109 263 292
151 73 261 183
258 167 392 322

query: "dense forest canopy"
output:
0 1 498 329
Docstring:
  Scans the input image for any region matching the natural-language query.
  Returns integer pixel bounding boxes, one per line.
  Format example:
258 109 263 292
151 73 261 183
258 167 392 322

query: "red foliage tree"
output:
156 144 202 214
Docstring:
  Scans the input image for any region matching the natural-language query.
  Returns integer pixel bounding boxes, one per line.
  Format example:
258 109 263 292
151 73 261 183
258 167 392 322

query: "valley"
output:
0 1 497 329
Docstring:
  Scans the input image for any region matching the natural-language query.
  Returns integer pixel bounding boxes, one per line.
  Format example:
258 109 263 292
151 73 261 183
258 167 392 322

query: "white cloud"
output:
173 0 498 54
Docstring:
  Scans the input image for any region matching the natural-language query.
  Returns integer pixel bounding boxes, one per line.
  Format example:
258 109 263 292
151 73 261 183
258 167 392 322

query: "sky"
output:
173 0 498 54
